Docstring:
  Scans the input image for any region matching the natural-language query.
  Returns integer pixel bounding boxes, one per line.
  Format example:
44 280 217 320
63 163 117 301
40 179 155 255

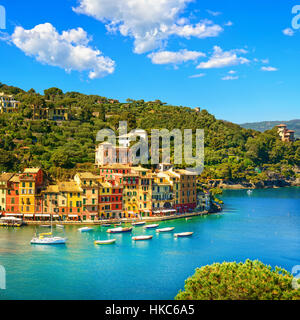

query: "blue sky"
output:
0 0 300 123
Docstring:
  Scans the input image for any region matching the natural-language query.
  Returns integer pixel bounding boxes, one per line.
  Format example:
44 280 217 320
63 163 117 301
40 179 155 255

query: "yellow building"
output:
0 92 20 113
19 174 36 214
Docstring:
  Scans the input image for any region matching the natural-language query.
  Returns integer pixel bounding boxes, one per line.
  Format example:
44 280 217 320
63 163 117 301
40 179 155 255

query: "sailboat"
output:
31 215 67 245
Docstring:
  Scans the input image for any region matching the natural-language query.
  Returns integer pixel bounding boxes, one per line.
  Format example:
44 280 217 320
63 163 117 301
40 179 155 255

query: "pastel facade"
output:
0 92 20 113
276 124 295 142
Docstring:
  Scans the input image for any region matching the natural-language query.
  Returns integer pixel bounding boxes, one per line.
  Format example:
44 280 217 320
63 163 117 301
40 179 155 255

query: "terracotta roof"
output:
58 181 83 193
0 173 14 182
76 172 100 179
100 182 112 188
10 174 20 183
43 185 59 193
276 124 287 127
24 168 41 174
131 166 150 172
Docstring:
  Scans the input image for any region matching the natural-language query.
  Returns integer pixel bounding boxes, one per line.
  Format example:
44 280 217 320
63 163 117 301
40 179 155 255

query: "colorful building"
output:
5 174 20 216
74 172 99 220
0 173 15 213
0 92 20 113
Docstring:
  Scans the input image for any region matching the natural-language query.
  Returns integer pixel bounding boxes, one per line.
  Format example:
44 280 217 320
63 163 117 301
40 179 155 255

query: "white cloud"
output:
282 28 294 36
224 21 233 27
228 70 236 74
73 0 224 54
148 49 205 65
261 58 269 64
261 66 278 72
189 73 206 78
197 46 249 69
11 23 115 79
221 75 239 81
207 10 222 17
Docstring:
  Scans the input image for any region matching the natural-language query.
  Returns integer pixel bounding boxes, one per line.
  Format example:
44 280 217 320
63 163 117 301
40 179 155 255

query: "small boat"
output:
40 225 51 228
132 221 146 226
156 227 175 233
78 227 93 232
247 189 253 195
132 235 153 241
101 224 111 227
94 239 116 245
107 227 132 234
174 232 194 238
144 224 159 229
56 224 64 229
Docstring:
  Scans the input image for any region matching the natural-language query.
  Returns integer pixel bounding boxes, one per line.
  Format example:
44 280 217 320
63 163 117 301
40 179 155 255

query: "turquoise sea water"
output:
0 187 299 300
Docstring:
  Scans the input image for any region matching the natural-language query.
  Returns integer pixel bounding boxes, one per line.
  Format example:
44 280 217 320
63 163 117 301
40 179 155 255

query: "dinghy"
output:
78 227 93 232
174 232 194 238
132 235 153 241
132 221 146 226
156 227 175 233
143 224 159 229
107 227 132 233
94 239 116 245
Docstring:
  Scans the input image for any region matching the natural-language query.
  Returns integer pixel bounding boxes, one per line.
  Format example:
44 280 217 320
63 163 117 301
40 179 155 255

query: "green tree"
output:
175 260 300 300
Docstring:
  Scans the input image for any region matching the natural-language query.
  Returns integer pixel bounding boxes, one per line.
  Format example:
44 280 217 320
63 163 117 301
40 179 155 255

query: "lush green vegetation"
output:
0 82 299 181
175 260 300 300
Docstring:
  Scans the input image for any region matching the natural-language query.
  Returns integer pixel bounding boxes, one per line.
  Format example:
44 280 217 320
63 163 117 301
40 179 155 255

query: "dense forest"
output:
0 82 299 183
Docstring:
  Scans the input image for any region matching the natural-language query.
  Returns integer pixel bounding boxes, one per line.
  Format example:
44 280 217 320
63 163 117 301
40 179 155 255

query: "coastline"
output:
23 210 212 226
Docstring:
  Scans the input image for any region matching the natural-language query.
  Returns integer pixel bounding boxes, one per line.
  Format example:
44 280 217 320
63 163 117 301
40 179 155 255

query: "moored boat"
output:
101 224 111 227
31 236 67 245
132 221 146 226
56 224 64 229
144 224 159 229
156 227 175 233
174 232 194 238
94 239 116 245
78 227 93 232
132 235 153 241
31 214 67 245
0 217 23 227
40 225 51 228
107 227 133 233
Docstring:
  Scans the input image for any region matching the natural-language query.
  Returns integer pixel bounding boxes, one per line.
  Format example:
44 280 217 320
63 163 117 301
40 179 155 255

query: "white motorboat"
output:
56 224 64 229
156 227 175 233
94 239 116 245
132 235 153 241
107 227 132 233
174 232 194 238
247 189 253 195
78 227 93 232
143 224 159 229
132 221 146 226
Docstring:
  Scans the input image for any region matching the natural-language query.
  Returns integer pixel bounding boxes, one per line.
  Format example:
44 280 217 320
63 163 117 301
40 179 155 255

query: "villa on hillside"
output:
276 124 295 142
0 92 21 113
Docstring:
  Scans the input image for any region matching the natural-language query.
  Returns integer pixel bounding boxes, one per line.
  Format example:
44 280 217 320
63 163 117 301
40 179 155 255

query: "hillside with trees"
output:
0 82 299 185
